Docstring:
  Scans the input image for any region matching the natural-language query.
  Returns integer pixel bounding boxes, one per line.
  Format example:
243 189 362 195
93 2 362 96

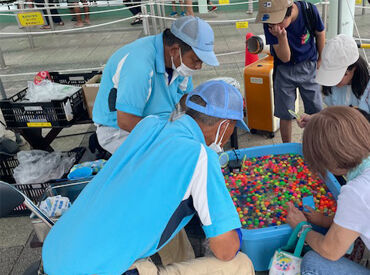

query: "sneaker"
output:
180 11 186 16
209 5 217 12
170 11 178 17
130 17 142 25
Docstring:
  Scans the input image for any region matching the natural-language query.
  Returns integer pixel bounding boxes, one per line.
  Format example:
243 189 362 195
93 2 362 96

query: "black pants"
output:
123 0 141 16
34 0 63 25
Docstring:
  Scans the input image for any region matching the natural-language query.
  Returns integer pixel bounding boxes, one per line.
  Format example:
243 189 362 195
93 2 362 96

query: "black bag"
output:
297 1 317 39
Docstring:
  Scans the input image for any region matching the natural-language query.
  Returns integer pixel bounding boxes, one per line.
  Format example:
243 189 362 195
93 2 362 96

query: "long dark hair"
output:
322 55 369 99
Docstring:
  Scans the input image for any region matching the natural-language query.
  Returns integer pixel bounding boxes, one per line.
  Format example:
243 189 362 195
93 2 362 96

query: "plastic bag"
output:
13 150 76 184
25 79 80 102
69 159 106 174
39 195 71 217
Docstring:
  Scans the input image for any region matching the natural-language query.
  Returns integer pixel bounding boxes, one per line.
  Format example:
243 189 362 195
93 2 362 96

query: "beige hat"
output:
255 0 294 24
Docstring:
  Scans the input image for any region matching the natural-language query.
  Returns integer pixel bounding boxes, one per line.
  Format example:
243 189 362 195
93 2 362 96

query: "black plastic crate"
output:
0 87 86 129
0 153 18 183
49 71 101 86
0 71 101 130
0 147 86 215
11 183 50 215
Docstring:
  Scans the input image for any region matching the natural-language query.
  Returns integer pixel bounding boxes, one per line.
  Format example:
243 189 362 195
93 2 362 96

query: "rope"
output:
158 0 258 7
0 15 137 35
2 0 255 10
0 0 331 16
0 49 248 78
9 0 146 9
344 0 369 64
0 67 105 77
0 4 142 16
148 14 256 23
355 4 370 9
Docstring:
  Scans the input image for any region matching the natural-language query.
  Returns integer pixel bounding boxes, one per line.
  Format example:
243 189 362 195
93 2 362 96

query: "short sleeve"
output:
263 23 278 45
185 77 194 94
334 185 370 236
192 147 241 238
115 55 153 117
323 94 334 107
358 81 370 113
312 4 325 32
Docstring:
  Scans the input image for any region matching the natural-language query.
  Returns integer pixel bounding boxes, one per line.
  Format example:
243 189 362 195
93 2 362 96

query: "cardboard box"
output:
82 74 101 119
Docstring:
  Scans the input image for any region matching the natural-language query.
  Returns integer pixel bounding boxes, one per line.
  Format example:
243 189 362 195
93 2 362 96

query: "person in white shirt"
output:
298 34 370 128
287 106 370 275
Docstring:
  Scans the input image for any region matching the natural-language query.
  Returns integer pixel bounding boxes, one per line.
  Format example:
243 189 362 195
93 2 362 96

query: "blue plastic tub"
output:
225 143 341 271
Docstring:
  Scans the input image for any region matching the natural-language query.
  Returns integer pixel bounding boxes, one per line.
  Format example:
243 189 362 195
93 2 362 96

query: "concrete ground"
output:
0 3 369 274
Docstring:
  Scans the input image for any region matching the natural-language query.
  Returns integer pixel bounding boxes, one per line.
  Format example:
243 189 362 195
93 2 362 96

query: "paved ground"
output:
0 3 369 274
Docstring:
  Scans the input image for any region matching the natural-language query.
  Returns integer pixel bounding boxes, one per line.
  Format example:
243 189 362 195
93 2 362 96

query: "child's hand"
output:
304 207 334 228
269 25 287 39
317 58 322 70
297 113 312 128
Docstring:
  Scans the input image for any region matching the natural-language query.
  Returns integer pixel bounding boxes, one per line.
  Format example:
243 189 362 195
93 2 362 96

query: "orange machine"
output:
244 55 300 138
244 55 278 138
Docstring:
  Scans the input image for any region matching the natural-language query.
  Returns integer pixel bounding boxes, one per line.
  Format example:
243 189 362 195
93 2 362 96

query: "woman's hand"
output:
287 202 307 228
304 207 334 228
303 206 325 226
297 113 312 128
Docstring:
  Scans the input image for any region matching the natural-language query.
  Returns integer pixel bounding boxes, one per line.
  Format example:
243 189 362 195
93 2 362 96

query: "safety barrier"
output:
0 0 368 74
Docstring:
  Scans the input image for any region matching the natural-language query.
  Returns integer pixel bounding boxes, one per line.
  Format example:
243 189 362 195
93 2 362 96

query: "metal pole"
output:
363 0 366 15
322 1 328 30
0 77 23 145
338 0 342 34
0 47 6 69
0 77 6 99
156 1 164 31
26 27 35 49
44 0 55 31
142 5 150 36
247 0 253 14
19 6 35 49
149 0 158 34
161 0 166 28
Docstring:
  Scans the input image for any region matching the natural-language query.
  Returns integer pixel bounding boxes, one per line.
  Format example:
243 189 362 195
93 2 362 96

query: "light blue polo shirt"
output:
93 33 193 128
42 115 241 275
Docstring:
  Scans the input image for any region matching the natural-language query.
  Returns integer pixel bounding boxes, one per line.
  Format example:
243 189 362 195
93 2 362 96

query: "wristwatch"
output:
297 224 313 238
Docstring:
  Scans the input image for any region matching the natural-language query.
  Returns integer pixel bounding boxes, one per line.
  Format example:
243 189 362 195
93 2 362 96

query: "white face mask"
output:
171 48 197 77
209 120 229 154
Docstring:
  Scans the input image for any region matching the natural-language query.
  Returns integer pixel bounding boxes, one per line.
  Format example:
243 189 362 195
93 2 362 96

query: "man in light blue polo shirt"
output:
42 80 254 275
93 16 219 154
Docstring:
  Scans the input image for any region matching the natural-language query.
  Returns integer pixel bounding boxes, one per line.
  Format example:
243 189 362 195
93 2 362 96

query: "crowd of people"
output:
37 0 370 274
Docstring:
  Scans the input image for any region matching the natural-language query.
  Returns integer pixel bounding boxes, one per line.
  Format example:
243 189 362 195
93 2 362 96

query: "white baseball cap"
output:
316 34 359 86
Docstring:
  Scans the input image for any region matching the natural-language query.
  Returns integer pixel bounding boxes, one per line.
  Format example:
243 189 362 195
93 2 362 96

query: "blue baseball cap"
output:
171 16 219 66
186 80 250 132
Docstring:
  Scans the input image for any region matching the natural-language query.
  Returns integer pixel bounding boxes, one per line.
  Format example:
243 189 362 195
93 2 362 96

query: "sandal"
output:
40 25 51 29
73 23 84 28
57 22 64 26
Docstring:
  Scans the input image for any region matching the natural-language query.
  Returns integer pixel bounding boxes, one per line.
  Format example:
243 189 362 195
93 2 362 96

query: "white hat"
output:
316 34 359 86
